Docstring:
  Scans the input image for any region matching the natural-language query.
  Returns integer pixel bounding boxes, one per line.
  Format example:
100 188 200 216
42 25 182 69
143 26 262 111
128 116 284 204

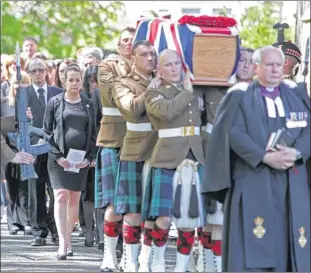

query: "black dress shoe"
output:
84 239 94 247
98 241 104 250
51 235 59 245
57 253 67 260
31 236 46 246
9 230 18 235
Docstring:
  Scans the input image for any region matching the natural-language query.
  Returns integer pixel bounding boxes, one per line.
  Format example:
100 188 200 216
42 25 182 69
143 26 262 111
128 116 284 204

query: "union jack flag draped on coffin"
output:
133 17 240 83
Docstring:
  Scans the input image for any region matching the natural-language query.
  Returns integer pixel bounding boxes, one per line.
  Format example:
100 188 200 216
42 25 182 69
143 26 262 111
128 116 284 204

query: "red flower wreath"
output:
178 15 237 28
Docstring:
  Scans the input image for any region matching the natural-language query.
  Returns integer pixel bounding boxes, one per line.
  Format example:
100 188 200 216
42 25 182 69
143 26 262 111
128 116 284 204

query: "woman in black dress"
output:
79 65 101 247
44 64 96 259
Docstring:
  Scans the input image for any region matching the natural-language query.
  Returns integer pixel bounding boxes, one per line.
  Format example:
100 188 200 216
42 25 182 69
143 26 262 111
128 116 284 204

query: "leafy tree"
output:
1 1 125 58
239 1 294 49
218 6 229 17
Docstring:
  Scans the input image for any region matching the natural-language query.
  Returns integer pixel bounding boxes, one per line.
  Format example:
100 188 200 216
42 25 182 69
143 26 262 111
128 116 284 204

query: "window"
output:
212 8 232 16
181 8 201 15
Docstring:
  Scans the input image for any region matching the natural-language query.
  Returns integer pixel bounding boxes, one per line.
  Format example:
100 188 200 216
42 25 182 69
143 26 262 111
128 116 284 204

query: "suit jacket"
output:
112 70 158 162
43 92 96 162
1 116 16 169
145 82 204 169
27 84 63 144
96 55 131 148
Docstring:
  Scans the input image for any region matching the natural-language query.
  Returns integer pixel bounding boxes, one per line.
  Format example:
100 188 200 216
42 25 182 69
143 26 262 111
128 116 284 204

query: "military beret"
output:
273 40 301 63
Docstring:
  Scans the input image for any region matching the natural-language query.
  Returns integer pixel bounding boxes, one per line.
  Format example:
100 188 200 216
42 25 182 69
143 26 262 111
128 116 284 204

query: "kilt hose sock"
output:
104 220 122 237
176 229 195 255
200 231 213 249
143 227 153 246
151 223 169 247
212 240 222 256
100 220 123 271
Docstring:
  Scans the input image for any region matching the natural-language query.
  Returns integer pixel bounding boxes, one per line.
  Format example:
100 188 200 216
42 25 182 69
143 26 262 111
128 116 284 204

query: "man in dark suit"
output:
26 58 63 246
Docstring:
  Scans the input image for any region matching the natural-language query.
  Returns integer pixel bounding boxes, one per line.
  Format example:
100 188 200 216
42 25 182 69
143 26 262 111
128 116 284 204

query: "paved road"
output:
0 212 195 272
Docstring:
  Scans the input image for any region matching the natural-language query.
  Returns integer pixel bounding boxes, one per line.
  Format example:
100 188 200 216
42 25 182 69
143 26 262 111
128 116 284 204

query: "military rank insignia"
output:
165 85 171 89
253 216 266 239
133 75 140 81
298 227 307 248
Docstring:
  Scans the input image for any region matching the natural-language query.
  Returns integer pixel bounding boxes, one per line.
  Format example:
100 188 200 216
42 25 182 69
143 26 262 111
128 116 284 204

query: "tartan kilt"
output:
94 147 120 209
114 160 144 215
141 165 204 221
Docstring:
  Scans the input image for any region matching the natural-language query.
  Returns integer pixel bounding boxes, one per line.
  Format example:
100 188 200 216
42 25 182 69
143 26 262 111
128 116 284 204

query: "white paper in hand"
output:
64 149 86 173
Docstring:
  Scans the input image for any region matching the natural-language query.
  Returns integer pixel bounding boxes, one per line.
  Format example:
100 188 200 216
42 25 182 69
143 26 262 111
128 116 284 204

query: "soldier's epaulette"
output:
227 82 249 94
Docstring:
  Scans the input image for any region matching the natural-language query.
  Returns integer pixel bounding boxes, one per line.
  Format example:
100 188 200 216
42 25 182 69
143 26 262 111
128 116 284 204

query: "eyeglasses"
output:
29 68 46 74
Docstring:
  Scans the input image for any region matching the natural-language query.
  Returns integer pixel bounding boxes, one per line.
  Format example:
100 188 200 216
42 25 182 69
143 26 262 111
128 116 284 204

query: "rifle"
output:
7 42 50 181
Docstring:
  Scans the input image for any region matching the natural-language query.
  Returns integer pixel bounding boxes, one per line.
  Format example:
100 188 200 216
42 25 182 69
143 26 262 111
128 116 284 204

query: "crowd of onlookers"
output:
0 36 117 248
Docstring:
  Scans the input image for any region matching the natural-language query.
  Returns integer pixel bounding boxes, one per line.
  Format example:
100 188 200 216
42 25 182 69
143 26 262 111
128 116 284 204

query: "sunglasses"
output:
29 68 46 74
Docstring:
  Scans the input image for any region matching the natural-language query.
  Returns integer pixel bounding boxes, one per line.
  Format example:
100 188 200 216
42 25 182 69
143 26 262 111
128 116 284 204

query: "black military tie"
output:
38 88 46 110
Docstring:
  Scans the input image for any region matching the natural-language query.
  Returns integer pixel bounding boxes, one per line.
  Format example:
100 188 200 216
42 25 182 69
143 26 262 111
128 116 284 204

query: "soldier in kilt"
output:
143 49 205 272
198 47 255 272
95 27 136 272
111 40 158 272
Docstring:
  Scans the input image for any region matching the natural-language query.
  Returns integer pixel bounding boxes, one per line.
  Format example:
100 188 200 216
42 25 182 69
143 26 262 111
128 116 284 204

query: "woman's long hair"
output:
82 65 99 98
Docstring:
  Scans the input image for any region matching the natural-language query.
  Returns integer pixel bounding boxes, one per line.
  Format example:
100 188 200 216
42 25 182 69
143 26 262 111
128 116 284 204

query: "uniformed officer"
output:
95 27 135 272
273 40 302 82
143 49 205 272
1 116 35 168
111 40 158 272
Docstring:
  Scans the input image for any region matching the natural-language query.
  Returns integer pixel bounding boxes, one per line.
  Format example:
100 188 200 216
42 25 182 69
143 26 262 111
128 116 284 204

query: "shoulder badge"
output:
227 82 249 94
100 71 113 82
150 94 164 103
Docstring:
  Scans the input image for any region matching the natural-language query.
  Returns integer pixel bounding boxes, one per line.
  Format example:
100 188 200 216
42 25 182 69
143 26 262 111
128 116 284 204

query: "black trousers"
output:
28 155 57 238
5 163 30 231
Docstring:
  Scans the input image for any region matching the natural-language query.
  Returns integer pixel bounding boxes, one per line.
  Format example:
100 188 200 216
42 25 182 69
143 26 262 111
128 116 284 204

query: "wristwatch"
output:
296 150 302 161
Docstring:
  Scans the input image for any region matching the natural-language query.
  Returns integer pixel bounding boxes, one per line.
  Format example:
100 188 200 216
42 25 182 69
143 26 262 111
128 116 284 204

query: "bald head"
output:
157 49 182 83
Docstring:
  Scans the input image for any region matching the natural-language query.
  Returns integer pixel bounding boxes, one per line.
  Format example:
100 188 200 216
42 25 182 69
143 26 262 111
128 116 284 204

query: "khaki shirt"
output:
112 71 158 162
1 116 16 169
96 55 132 148
145 82 204 169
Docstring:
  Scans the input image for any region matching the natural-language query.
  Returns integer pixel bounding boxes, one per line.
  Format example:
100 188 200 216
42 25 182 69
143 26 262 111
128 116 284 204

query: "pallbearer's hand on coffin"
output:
183 69 193 93
148 77 162 89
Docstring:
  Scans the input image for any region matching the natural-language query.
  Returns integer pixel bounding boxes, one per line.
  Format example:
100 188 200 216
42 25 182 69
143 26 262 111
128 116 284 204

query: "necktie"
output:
38 88 46 110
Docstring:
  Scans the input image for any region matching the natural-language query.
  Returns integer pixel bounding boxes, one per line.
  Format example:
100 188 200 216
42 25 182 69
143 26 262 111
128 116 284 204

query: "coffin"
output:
192 33 239 86
134 16 240 86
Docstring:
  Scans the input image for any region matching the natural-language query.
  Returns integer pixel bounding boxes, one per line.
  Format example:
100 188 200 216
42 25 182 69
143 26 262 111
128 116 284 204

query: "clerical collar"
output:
260 85 280 100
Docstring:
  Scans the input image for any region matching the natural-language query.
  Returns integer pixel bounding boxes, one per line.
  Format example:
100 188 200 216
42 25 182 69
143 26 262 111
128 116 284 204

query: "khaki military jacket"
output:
112 70 157 162
145 82 204 169
96 55 132 148
1 116 16 169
